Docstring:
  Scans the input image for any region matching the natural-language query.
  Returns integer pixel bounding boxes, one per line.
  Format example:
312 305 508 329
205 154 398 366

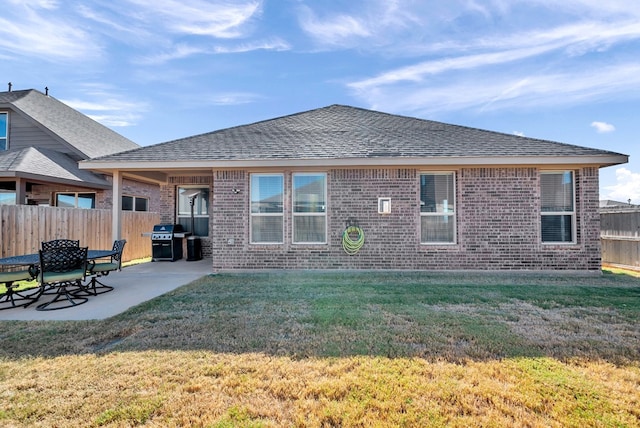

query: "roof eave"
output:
0 171 111 189
80 154 629 171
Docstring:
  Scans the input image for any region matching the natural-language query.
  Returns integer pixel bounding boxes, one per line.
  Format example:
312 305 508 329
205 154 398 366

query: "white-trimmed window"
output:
251 174 284 244
541 171 575 243
55 192 96 209
122 195 149 212
177 187 209 236
293 173 327 244
0 112 7 150
420 172 456 244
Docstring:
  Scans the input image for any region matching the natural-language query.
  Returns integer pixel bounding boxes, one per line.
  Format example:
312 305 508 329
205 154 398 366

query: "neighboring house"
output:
81 105 628 271
600 199 635 209
0 88 158 211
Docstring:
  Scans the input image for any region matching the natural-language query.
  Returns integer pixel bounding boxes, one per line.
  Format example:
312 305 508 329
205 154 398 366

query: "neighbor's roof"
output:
81 104 628 174
0 147 110 188
0 89 139 159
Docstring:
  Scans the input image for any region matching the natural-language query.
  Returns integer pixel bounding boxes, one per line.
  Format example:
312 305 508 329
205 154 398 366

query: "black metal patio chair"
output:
0 267 38 310
35 246 89 311
84 239 127 295
41 239 80 251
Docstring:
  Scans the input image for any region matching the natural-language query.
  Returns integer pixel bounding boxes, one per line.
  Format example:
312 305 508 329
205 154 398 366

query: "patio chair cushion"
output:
91 261 119 273
0 270 34 284
41 268 86 284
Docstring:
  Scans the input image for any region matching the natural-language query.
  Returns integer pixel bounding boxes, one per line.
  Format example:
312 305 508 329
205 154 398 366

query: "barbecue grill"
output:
151 224 186 261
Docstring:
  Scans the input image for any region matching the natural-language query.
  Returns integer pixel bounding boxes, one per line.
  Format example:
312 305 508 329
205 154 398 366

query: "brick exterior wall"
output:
27 177 160 211
102 177 161 212
163 167 602 271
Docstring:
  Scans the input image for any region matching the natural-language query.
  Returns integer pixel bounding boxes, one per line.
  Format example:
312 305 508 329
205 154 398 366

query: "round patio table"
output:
0 250 118 310
0 250 116 267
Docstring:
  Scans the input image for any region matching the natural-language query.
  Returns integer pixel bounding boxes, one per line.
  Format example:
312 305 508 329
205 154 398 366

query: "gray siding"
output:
7 110 81 159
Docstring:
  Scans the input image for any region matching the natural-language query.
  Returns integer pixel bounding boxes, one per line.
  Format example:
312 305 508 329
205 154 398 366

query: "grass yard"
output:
1 270 639 427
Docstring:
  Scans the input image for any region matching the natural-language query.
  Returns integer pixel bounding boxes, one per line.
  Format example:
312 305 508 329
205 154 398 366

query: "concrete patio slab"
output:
0 259 213 321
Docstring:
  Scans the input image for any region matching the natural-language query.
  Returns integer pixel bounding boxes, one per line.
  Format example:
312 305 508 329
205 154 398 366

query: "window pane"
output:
0 112 6 150
0 113 6 137
178 217 209 237
0 191 16 205
178 189 192 215
196 190 209 215
293 174 326 213
541 215 573 242
421 215 454 243
294 216 326 243
251 175 283 213
77 193 95 209
56 194 76 208
420 174 454 213
122 196 134 211
135 197 148 212
541 172 573 212
178 188 209 215
251 216 283 243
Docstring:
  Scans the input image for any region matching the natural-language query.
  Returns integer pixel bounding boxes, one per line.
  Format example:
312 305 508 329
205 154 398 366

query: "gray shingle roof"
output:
0 147 110 187
86 105 626 165
0 89 139 159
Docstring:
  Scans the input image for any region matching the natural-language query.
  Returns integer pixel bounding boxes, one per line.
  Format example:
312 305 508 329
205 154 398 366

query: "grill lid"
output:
152 224 184 233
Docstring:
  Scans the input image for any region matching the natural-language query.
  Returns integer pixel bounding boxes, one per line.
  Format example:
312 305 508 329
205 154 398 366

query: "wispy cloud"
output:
124 0 262 38
362 62 640 114
349 18 640 91
348 45 561 91
61 85 149 127
0 2 100 62
298 5 371 47
345 3 640 115
138 38 290 65
137 45 210 65
296 1 448 50
173 91 264 109
591 121 616 133
76 4 151 43
213 38 291 54
8 0 59 9
209 92 263 105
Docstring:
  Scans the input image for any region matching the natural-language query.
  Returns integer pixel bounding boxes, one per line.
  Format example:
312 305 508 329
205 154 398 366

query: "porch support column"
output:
112 170 123 241
15 178 27 205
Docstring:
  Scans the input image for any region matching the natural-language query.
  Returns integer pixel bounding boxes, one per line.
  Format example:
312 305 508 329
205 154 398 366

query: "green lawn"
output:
1 270 639 426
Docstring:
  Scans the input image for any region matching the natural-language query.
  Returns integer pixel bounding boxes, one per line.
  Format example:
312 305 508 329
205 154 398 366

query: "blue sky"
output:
2 0 639 203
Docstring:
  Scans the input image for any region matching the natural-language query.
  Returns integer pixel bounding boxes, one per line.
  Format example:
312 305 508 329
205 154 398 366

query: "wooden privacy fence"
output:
601 208 640 269
0 205 159 263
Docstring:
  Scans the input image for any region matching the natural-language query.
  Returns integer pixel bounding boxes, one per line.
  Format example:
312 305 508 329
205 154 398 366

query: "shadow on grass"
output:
1 270 639 363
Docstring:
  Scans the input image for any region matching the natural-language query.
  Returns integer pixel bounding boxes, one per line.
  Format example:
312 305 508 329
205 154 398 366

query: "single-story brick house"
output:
81 105 628 271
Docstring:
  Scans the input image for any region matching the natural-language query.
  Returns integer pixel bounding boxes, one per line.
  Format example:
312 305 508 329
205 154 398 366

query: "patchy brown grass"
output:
1 353 638 427
1 269 639 426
